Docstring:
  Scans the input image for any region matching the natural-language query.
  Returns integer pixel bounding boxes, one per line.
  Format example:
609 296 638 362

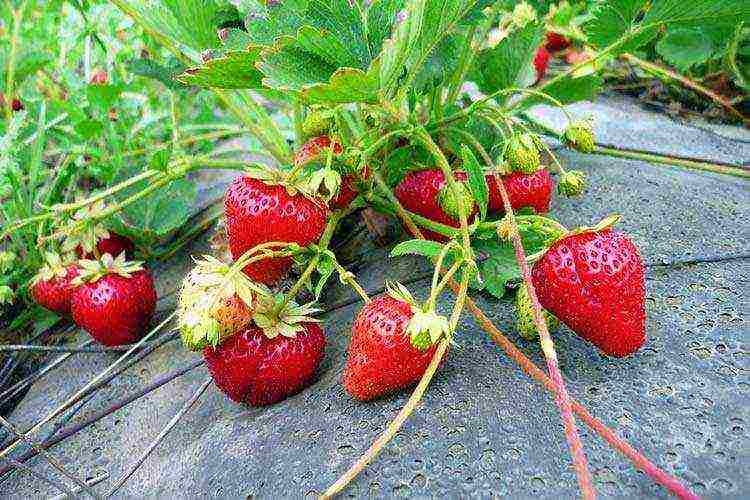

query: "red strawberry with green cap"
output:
70 253 156 346
343 282 449 401
394 169 477 242
203 296 325 406
178 255 268 351
530 215 646 357
30 252 81 315
224 169 328 284
486 169 554 215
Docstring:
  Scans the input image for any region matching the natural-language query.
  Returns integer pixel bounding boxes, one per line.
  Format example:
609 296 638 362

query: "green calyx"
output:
71 252 143 286
438 181 475 221
307 167 343 202
515 283 559 341
302 109 334 139
253 294 321 339
504 133 541 174
31 251 71 285
557 170 587 197
563 120 595 154
178 255 268 351
386 281 450 351
60 200 111 256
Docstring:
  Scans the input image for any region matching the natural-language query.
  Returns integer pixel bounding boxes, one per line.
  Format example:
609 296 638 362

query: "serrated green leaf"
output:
178 48 265 88
306 0 371 69
585 0 655 53
391 239 445 258
129 0 226 51
460 145 488 221
413 33 467 93
379 0 479 96
244 0 310 44
472 20 545 99
258 37 337 91
656 28 714 71
301 66 380 104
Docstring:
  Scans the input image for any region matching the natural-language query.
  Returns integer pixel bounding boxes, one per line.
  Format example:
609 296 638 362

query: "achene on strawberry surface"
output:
486 169 554 215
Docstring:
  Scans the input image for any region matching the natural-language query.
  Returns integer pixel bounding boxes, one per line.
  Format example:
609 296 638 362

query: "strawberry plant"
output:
2 0 749 497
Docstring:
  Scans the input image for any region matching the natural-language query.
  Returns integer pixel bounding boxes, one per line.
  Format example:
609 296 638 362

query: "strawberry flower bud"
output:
437 181 475 221
564 120 595 153
557 170 587 197
504 133 541 174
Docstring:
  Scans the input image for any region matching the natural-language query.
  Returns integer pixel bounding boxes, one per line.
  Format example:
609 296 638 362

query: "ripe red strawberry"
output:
394 169 477 242
224 175 328 284
11 98 23 112
78 232 134 259
545 32 570 52
530 219 646 357
203 298 325 406
486 169 553 214
71 254 156 346
30 253 80 315
343 286 448 401
534 46 551 81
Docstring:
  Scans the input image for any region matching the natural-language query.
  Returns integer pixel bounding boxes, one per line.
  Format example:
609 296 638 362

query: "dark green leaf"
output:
460 145 488 220
472 20 544 99
367 0 406 56
382 143 432 186
390 239 445 258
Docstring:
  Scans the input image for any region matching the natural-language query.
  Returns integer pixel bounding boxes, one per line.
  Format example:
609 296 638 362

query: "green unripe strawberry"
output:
302 109 334 139
437 181 475 221
564 120 595 153
557 170 587 197
504 133 541 174
515 283 559 340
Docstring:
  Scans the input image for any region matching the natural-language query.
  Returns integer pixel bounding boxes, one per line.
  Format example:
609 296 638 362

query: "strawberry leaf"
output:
178 47 265 88
514 74 602 112
460 145 488 221
472 19 545 100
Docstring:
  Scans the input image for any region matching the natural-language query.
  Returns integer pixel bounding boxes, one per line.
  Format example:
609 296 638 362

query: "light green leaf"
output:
258 37 337 92
460 145 488 221
390 239 445 258
516 74 602 111
130 0 227 51
178 48 265 88
127 57 188 90
367 0 406 56
585 0 655 53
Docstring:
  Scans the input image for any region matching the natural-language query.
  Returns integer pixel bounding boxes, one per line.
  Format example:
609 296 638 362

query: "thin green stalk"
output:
330 259 371 303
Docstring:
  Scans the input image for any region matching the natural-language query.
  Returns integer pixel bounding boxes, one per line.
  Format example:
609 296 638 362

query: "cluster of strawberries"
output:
30 217 157 347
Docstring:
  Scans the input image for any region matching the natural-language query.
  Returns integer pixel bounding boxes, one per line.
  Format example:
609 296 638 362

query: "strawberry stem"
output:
489 171 596 499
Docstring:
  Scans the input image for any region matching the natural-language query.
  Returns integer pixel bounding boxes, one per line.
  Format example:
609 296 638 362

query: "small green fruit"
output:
504 134 541 174
437 181 475 221
557 170 587 197
302 109 334 138
564 120 595 153
515 283 559 340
